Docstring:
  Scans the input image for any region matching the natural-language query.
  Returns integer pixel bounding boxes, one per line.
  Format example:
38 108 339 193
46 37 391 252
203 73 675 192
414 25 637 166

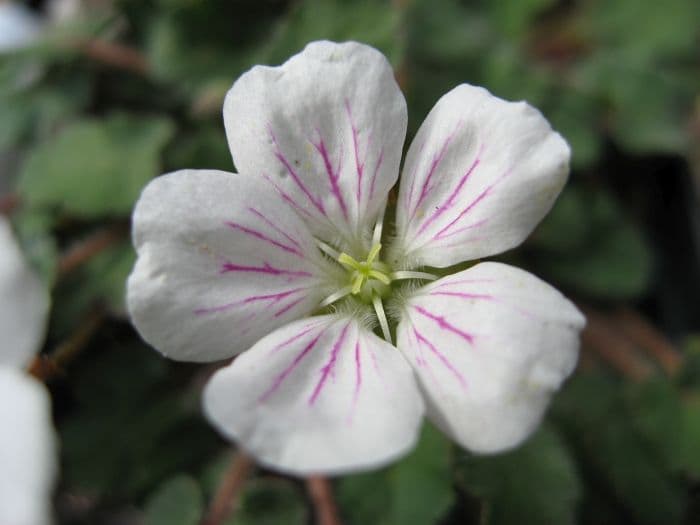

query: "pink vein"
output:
274 297 306 318
259 329 326 402
345 101 365 206
350 339 362 419
368 147 384 201
313 135 348 221
410 123 462 222
268 127 327 216
266 321 325 356
413 327 467 389
309 322 351 405
225 221 303 258
413 305 475 344
433 169 511 240
220 262 311 279
416 144 483 236
428 291 493 301
195 287 305 315
247 207 304 251
262 174 313 218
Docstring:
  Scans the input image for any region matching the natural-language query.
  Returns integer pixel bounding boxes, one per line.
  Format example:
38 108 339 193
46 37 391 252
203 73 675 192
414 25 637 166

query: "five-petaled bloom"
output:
127 41 585 475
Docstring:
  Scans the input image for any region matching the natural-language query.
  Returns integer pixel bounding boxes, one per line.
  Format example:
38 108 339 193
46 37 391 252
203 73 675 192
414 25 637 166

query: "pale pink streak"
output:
247 207 304 251
348 339 362 423
262 174 313 218
409 121 463 222
274 297 307 318
413 327 467 390
220 262 312 279
194 287 306 315
368 147 384 201
268 127 327 216
309 322 351 405
433 169 511 240
259 329 327 403
225 221 304 258
416 144 483 236
413 305 475 345
312 135 349 221
345 101 365 206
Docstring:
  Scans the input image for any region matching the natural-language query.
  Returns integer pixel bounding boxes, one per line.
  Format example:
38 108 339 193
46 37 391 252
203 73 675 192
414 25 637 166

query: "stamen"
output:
319 286 353 307
372 295 392 344
351 273 365 294
317 240 341 259
391 271 438 281
368 269 392 285
338 252 361 271
366 242 382 264
372 200 386 245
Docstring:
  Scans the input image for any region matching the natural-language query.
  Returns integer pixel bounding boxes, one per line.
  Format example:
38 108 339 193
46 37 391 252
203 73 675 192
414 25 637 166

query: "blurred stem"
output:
58 222 128 277
0 193 19 216
73 38 150 75
613 308 683 376
29 306 106 381
202 452 255 525
306 476 343 525
580 306 654 381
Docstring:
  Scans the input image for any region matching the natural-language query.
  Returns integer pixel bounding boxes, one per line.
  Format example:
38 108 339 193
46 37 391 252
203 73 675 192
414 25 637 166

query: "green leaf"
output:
486 0 556 38
456 426 581 525
262 0 401 66
337 423 454 525
145 475 203 525
532 187 653 298
553 374 686 525
17 113 174 217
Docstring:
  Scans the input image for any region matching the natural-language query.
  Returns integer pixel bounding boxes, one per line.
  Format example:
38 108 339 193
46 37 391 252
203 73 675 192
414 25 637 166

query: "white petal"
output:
224 41 407 252
391 84 570 268
127 170 337 362
204 315 424 475
0 3 43 53
396 262 584 453
0 368 56 525
0 216 49 369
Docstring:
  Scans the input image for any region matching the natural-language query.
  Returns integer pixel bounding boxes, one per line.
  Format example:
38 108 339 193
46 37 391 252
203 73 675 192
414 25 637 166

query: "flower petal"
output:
127 169 338 362
0 216 49 369
396 262 584 453
0 368 56 525
391 84 570 268
224 41 407 252
204 314 424 475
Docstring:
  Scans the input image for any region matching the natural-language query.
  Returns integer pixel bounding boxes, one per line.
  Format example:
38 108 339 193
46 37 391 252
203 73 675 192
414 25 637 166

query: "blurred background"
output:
1 0 699 523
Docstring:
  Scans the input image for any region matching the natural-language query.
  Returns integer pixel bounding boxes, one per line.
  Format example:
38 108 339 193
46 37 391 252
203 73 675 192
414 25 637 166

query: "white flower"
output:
127 41 585 475
0 216 55 525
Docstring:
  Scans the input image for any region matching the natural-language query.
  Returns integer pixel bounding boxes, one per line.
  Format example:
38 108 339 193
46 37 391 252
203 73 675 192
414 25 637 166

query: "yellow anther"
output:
368 269 392 285
338 252 361 271
366 243 382 264
351 273 365 294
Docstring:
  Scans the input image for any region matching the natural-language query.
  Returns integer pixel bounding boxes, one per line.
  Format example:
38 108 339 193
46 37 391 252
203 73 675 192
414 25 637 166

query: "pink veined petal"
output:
224 41 407 253
390 84 570 268
127 169 338 363
396 262 585 454
0 216 49 369
203 315 424 475
0 368 57 525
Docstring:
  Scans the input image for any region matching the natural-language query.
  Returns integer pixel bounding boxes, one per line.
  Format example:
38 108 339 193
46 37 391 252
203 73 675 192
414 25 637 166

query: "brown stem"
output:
580 306 654 381
74 38 150 75
201 452 255 525
0 193 20 216
613 308 683 376
29 307 106 381
58 223 128 276
306 476 342 525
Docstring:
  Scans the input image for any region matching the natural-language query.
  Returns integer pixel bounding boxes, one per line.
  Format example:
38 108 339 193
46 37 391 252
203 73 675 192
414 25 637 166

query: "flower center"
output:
337 243 391 302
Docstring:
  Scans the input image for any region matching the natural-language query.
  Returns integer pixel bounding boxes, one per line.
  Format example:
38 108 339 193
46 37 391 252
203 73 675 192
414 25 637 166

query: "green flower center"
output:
337 243 392 302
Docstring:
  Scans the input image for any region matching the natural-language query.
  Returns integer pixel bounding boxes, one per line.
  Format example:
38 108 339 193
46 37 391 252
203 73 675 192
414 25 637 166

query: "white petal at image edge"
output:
0 216 49 368
0 368 56 525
